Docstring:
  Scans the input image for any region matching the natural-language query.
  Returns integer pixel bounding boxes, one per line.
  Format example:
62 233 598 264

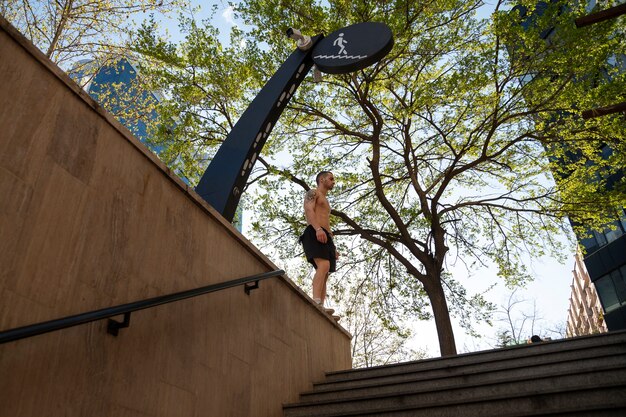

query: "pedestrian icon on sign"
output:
333 33 348 55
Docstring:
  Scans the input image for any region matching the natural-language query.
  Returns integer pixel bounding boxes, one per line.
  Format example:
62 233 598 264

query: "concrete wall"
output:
0 16 351 417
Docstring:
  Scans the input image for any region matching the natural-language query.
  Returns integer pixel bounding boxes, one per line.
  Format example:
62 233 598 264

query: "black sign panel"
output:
312 22 393 74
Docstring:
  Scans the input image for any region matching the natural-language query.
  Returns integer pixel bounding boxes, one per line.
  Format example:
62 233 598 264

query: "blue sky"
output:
154 1 245 46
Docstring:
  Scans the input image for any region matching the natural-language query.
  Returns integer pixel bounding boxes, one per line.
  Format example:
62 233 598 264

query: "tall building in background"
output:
566 252 608 336
70 58 244 232
514 1 626 330
577 208 626 330
71 58 164 152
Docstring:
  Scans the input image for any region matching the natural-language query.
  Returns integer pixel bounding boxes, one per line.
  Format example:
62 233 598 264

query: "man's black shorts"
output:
299 225 336 272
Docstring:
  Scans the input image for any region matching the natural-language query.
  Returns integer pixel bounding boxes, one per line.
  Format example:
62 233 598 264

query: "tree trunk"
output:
425 276 457 356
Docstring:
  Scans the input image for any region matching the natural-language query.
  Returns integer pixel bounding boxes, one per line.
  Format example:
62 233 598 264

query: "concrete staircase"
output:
283 330 626 416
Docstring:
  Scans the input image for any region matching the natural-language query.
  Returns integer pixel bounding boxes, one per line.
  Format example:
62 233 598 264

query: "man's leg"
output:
312 258 330 304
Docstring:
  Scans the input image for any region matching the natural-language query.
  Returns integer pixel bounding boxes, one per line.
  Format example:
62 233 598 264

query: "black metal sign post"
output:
195 35 323 221
196 23 393 222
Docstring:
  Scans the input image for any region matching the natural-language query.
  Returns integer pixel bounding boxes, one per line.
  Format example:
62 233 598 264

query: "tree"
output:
129 0 625 356
131 13 266 182
494 289 542 347
1 0 184 70
493 289 566 348
344 290 428 368
1 0 188 151
496 0 626 236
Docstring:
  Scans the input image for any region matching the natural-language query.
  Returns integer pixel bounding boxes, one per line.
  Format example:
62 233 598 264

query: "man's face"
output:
322 173 335 190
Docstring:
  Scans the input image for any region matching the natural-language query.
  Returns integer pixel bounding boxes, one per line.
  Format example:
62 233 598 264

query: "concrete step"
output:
287 405 626 417
310 342 626 392
300 353 626 402
283 366 626 416
322 330 626 383
285 394 626 417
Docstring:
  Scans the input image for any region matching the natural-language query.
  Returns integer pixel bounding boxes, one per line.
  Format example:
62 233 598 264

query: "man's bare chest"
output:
316 197 330 212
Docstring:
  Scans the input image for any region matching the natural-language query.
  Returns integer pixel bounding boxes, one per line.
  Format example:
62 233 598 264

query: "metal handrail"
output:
0 269 284 344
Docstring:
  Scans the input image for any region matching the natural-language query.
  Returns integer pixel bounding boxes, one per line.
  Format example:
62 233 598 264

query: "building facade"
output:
577 211 626 330
71 58 164 151
566 251 608 337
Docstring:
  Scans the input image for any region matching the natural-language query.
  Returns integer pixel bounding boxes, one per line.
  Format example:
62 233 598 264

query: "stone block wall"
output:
0 16 351 417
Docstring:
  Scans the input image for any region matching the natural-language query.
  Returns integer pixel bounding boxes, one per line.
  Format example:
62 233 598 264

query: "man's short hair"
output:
316 171 332 185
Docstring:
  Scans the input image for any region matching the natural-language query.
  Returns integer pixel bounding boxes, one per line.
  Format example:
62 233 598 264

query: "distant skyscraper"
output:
71 58 164 152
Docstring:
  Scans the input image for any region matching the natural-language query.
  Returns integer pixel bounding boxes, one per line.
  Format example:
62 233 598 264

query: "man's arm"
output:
303 189 319 227
304 189 327 243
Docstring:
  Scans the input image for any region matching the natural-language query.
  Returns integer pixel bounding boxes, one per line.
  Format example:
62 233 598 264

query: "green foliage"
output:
1 0 185 68
495 329 516 348
1 0 188 166
493 0 626 233
236 0 575 355
122 0 623 355
131 11 269 183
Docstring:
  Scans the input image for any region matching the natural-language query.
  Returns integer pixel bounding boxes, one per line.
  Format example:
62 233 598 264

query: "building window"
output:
581 211 626 254
606 230 622 243
615 266 626 304
595 266 626 313
586 0 597 13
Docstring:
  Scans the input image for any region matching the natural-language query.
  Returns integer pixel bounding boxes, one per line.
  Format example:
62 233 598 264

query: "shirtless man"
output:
300 171 338 308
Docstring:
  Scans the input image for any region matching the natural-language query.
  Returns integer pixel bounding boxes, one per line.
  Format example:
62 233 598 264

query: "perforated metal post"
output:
195 36 323 222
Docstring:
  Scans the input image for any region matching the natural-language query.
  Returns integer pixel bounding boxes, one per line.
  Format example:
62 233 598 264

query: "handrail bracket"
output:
244 281 259 295
107 312 131 336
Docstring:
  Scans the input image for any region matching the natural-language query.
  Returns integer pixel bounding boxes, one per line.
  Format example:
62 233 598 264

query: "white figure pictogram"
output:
333 33 348 55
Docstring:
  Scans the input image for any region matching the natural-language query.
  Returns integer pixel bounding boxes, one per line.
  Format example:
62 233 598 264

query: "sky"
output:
159 0 578 357
156 1 243 45
416 247 576 356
